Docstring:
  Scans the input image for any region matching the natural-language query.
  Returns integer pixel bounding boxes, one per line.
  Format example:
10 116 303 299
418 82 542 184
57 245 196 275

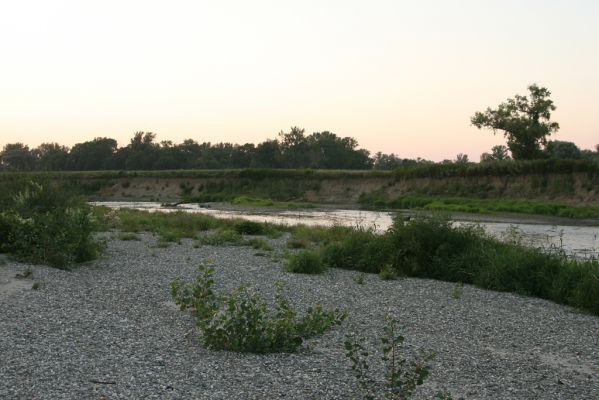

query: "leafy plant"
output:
451 282 463 299
344 315 440 400
379 265 397 281
287 250 326 274
171 264 346 353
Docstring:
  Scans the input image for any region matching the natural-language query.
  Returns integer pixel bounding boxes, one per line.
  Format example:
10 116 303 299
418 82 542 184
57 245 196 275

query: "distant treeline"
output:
1 127 598 171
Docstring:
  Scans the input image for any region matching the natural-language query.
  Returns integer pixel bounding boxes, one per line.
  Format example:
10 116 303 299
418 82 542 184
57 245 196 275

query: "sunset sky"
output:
1 0 597 161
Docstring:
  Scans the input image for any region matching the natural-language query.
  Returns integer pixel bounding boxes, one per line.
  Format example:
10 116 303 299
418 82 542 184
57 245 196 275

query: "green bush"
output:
287 250 326 274
171 265 346 353
194 229 247 246
0 180 101 268
321 229 392 273
234 220 266 235
387 214 599 315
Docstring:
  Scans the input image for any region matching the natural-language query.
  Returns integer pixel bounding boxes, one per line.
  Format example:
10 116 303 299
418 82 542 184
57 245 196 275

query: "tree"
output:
35 143 70 170
471 84 559 160
480 145 511 162
0 143 36 171
68 137 118 170
545 140 582 159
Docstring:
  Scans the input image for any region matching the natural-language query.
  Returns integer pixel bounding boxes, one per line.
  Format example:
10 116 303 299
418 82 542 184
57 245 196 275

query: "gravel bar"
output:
1 233 597 399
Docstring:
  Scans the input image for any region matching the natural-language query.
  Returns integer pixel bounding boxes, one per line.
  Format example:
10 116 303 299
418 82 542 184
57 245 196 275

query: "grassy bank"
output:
359 194 599 219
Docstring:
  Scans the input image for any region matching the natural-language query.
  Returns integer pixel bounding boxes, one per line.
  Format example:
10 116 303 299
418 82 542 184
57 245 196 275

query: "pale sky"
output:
1 0 597 161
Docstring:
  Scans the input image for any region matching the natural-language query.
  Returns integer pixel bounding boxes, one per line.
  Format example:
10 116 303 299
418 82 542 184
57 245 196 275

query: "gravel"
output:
1 232 597 399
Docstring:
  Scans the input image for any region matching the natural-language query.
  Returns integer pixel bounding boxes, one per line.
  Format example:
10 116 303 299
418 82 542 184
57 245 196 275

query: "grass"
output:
360 194 599 219
231 195 315 209
287 250 326 274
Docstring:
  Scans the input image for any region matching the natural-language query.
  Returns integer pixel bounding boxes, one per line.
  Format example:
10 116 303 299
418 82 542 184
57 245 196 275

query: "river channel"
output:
92 201 599 259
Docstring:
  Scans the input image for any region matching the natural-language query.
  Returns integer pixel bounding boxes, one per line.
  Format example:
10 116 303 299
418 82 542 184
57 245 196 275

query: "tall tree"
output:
0 143 36 171
69 138 118 170
471 84 559 159
35 143 70 170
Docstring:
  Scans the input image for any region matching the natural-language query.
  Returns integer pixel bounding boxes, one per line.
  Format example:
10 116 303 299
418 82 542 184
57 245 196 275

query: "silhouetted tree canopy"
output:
471 84 560 160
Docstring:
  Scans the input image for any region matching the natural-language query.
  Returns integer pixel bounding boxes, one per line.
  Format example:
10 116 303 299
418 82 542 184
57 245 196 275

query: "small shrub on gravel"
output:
379 264 397 281
118 232 139 241
287 250 326 274
194 229 247 246
171 265 346 353
345 315 449 400
233 220 266 235
248 238 273 251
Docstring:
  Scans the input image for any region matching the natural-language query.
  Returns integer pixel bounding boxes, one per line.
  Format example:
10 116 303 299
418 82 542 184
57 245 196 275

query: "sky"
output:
1 0 598 161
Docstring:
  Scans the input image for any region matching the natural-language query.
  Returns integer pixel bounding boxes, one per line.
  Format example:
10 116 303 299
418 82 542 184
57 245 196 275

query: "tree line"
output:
0 128 433 171
2 85 598 171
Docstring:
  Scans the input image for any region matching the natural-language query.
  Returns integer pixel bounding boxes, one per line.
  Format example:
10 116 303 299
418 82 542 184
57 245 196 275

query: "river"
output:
91 201 599 259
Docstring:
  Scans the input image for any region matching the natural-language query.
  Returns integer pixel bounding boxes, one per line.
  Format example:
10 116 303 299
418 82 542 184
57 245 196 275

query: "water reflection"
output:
91 201 599 259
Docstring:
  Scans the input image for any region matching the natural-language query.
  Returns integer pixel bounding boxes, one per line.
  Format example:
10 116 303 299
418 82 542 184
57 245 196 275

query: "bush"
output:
0 180 101 268
171 265 346 353
287 250 326 274
321 229 392 273
234 220 266 235
387 214 599 315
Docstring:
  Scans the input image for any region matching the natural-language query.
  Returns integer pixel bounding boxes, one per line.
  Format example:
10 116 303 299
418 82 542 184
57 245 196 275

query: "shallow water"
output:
92 201 599 259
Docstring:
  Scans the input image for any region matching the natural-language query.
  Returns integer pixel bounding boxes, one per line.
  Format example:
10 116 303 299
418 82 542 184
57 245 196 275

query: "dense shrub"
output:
321 228 392 273
387 214 599 314
0 180 101 267
287 250 326 274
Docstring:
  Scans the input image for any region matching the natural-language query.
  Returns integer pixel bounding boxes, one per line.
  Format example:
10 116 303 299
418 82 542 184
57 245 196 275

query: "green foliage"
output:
232 195 315 209
353 272 366 285
379 265 397 281
118 232 139 241
247 238 273 251
320 229 392 273
388 214 599 314
171 265 346 353
471 84 559 159
344 315 437 400
0 180 102 268
194 229 247 246
360 194 599 219
287 250 326 274
451 282 463 299
233 219 267 235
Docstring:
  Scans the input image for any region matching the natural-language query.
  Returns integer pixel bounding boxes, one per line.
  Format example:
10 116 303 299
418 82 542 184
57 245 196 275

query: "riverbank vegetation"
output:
91 206 599 316
0 180 102 267
359 194 599 219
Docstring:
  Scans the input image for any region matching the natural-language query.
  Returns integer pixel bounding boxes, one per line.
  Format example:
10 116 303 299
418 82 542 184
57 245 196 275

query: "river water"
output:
92 201 599 259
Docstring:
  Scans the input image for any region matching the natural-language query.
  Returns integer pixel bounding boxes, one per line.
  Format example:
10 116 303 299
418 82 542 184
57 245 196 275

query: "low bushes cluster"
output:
0 180 101 267
171 264 346 353
287 214 598 315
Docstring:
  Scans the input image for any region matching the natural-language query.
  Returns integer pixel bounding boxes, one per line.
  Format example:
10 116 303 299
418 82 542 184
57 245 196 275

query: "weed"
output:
171 265 346 353
344 315 439 400
287 238 309 249
379 265 397 281
31 282 40 290
353 272 366 285
248 238 273 251
118 232 139 241
287 251 326 274
194 229 247 246
254 252 267 257
451 282 463 299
